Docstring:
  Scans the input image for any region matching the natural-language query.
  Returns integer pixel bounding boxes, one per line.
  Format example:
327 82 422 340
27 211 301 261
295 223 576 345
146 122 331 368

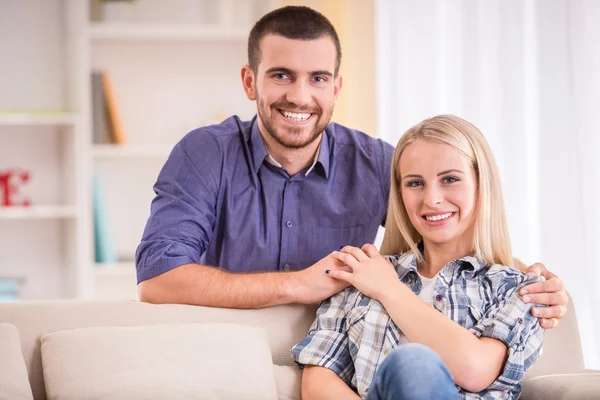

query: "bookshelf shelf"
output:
93 144 173 158
0 111 78 126
89 23 249 42
0 205 78 220
95 262 136 277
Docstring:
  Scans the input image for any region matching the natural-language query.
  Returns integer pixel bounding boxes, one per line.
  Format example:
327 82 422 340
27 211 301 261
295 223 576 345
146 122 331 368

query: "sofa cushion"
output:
0 323 34 400
273 365 302 400
40 323 278 400
521 373 600 400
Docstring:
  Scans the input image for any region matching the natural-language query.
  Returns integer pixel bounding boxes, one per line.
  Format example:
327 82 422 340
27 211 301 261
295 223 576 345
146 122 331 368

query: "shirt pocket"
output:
311 225 364 262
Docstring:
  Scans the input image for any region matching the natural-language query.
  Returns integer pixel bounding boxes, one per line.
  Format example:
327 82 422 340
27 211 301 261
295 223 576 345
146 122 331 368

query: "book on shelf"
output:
93 173 117 264
91 70 128 145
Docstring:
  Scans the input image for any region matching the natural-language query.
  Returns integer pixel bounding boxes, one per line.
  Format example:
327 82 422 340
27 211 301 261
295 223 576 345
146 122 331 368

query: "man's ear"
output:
241 65 256 101
333 74 343 103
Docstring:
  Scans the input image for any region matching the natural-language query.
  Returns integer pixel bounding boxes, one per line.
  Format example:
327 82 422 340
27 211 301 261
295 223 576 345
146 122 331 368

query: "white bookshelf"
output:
93 144 172 158
0 206 77 220
0 0 278 301
0 112 78 126
89 24 249 42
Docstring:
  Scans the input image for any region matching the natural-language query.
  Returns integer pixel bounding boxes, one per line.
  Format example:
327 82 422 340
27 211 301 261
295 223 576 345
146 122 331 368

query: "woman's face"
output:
399 139 478 250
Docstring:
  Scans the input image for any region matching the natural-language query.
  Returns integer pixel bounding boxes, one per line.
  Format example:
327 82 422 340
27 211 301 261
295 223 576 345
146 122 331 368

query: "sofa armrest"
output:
521 372 600 400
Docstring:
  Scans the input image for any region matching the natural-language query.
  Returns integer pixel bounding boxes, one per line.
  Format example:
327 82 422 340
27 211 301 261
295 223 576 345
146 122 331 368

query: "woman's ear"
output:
241 65 256 101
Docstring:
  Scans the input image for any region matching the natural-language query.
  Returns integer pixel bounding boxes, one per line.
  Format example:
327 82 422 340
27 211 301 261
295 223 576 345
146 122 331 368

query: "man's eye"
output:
274 73 289 80
313 76 327 83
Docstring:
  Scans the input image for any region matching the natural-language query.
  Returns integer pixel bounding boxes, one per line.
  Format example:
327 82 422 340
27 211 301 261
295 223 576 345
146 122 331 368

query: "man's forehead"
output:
258 34 336 72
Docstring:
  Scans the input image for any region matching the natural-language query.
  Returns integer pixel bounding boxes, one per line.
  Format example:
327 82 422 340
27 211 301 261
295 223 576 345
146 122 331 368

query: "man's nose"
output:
286 81 312 107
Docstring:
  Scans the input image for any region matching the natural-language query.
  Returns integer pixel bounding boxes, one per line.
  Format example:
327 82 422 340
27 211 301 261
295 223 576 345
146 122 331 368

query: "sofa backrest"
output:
0 295 585 399
0 300 317 400
525 293 585 377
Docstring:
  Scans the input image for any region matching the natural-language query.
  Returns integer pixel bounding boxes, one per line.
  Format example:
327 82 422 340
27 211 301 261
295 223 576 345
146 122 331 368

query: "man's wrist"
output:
278 270 301 304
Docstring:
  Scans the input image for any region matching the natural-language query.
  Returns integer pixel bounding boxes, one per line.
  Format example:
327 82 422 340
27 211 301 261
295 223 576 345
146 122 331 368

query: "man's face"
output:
248 34 341 149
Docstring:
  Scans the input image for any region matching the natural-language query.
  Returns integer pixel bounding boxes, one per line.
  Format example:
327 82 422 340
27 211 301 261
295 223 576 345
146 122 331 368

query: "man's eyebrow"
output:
311 70 333 77
264 67 296 76
264 67 333 77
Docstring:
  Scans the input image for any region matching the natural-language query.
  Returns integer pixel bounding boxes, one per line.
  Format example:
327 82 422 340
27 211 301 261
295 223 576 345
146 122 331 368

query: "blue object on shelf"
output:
93 172 117 263
0 279 20 302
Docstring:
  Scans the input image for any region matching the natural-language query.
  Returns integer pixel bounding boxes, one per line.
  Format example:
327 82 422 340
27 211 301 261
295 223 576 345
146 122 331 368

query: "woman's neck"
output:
419 240 474 278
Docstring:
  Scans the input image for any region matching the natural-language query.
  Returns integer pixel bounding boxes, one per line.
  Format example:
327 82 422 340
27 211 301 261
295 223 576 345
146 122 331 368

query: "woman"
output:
292 115 545 399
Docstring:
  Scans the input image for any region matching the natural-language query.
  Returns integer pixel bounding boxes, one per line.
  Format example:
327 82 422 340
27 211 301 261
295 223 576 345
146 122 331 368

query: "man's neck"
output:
261 132 323 176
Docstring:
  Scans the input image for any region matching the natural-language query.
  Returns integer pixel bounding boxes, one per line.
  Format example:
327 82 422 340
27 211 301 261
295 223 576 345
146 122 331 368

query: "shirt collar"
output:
389 245 487 279
249 117 331 178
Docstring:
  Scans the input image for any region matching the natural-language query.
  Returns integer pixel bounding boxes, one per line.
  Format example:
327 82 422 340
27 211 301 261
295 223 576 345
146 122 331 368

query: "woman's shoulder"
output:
480 263 544 297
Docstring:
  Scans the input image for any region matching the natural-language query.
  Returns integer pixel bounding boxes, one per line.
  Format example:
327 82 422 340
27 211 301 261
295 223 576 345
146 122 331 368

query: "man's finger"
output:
524 262 546 277
531 305 567 319
540 318 560 329
327 269 353 282
522 292 568 307
520 277 565 295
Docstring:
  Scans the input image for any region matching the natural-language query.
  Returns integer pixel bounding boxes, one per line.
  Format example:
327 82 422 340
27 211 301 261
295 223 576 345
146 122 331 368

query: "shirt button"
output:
286 221 293 228
518 317 524 324
283 264 291 271
435 294 443 302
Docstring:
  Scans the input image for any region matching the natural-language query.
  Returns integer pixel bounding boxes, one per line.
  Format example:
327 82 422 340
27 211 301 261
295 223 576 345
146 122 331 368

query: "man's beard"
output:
257 98 332 150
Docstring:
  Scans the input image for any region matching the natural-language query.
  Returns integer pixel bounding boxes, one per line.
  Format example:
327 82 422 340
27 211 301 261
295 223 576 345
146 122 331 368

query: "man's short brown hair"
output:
248 6 342 76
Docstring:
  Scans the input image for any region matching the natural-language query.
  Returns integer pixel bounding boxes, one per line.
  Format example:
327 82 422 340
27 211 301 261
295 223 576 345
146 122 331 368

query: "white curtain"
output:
375 0 599 369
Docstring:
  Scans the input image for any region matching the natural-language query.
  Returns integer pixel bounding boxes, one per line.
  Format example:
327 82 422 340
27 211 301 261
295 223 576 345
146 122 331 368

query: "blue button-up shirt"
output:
292 251 545 399
136 116 394 283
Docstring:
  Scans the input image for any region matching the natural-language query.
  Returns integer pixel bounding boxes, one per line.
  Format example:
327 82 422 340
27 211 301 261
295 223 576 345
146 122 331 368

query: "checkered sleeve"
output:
469 269 546 392
291 289 355 385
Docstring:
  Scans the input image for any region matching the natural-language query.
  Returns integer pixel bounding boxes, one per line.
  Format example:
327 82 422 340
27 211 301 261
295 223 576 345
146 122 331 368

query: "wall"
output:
279 0 377 136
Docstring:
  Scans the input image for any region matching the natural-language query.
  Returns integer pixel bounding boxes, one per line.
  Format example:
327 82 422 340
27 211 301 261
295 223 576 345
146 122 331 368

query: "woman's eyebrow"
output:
437 169 464 176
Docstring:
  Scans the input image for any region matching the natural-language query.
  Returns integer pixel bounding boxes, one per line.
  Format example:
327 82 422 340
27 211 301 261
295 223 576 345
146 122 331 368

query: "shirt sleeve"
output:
469 270 546 392
135 129 222 283
378 140 394 227
291 290 355 386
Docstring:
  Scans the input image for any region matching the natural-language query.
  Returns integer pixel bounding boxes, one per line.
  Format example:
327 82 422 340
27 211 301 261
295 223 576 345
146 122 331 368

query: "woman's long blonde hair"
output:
380 115 513 267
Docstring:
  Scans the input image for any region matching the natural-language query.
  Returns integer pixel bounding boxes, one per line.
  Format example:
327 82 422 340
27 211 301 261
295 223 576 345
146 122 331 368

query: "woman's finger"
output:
326 269 353 283
331 251 360 270
361 243 381 259
339 246 369 263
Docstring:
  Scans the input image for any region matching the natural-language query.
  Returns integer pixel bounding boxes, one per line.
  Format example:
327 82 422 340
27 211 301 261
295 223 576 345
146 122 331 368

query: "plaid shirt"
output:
292 251 545 399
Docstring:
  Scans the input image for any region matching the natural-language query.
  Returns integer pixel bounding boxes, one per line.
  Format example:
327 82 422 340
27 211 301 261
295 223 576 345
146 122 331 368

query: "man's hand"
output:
520 262 568 329
289 253 351 304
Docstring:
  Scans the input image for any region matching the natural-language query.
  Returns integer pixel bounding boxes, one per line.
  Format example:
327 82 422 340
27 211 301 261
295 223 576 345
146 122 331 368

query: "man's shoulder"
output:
179 115 249 150
327 122 394 159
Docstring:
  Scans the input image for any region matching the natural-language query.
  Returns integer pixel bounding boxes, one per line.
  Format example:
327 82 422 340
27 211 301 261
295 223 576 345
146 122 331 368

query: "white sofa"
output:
0 297 597 399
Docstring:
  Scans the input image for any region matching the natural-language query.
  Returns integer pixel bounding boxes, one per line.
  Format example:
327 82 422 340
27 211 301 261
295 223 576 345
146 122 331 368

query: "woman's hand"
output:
327 244 401 301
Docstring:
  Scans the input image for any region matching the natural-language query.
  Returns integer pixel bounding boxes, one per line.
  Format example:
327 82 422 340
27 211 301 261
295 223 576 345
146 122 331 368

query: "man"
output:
136 6 567 329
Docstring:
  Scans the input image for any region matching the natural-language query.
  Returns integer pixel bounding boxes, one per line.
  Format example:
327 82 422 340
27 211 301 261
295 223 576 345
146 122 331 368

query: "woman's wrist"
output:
377 280 411 306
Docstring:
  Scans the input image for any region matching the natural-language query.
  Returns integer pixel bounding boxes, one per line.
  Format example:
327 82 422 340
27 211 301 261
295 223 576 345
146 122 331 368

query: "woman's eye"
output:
406 180 423 187
442 176 459 184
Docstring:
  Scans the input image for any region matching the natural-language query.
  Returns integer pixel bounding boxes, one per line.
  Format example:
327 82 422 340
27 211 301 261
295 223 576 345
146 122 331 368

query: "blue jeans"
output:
366 343 459 400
